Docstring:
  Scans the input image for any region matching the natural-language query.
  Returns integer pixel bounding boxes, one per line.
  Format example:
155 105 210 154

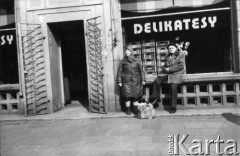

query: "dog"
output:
137 99 158 119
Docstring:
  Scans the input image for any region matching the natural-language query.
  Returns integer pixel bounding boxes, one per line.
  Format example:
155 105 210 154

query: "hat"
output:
125 45 133 53
167 42 177 49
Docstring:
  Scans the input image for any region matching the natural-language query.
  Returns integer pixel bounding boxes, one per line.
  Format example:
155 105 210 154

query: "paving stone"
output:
109 129 155 136
204 122 225 128
184 122 206 129
120 124 142 130
199 128 226 136
152 135 169 143
81 136 152 143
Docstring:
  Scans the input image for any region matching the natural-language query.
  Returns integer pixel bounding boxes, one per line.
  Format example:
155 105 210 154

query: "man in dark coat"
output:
151 42 186 114
117 47 146 115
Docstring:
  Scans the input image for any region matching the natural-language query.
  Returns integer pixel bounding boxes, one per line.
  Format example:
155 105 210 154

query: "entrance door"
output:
86 16 107 113
18 23 49 116
48 20 89 109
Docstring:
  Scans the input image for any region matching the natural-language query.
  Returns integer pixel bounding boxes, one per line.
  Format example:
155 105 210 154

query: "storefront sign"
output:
1 35 14 45
0 30 16 47
134 16 217 34
122 9 230 38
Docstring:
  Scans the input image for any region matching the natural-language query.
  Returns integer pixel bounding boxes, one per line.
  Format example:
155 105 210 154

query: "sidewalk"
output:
1 113 240 156
1 103 240 121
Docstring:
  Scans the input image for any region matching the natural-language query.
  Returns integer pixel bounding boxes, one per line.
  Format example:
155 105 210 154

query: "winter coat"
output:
160 50 185 84
117 56 146 99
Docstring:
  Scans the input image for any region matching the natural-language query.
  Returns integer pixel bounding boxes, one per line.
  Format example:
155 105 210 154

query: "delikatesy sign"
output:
122 8 230 38
0 29 16 47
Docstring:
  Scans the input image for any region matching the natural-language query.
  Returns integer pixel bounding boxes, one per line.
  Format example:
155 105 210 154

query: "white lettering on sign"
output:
1 35 14 45
174 20 182 31
208 16 217 27
134 24 143 34
133 16 217 34
145 23 151 33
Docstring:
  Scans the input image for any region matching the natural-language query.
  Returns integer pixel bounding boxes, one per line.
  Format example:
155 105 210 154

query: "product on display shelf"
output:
126 40 172 79
156 40 170 76
141 40 157 79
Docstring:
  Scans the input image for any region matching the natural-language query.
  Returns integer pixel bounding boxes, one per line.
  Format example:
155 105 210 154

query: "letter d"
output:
134 24 143 34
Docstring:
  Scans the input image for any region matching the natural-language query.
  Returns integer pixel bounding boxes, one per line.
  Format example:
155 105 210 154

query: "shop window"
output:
122 0 232 74
0 0 18 84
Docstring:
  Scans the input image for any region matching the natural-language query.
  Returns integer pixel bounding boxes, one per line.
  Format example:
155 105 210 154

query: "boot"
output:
126 107 131 115
133 106 138 115
170 107 176 114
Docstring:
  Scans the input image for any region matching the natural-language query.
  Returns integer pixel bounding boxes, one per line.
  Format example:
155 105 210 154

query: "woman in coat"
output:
117 47 146 115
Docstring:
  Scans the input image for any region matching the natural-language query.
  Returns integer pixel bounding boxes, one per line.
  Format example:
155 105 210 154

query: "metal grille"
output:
18 23 49 116
86 16 106 113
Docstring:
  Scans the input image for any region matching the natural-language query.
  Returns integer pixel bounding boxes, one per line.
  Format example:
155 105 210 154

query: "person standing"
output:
117 47 146 115
151 42 186 114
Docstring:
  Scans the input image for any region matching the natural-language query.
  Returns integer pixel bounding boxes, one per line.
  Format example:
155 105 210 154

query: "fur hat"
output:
167 42 177 49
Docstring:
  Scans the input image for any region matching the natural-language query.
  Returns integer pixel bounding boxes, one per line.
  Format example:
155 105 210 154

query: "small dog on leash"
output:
137 99 158 119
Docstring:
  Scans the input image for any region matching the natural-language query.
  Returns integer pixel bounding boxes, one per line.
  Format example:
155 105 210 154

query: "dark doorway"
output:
48 20 88 109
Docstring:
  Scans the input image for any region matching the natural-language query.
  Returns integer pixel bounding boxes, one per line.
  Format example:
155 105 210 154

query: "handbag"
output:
137 102 155 119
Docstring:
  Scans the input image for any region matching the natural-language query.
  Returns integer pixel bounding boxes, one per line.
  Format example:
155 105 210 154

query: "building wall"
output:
14 0 121 113
11 0 240 114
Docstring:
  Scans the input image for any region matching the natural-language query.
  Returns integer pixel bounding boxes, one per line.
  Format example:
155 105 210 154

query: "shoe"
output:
126 107 131 115
133 106 138 115
173 108 176 113
170 108 176 114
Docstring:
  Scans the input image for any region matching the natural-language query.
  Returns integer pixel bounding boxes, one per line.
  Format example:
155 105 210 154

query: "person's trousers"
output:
151 76 178 108
170 83 178 108
151 76 167 99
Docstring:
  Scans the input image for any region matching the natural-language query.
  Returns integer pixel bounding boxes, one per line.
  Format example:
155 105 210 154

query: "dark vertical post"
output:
230 0 240 73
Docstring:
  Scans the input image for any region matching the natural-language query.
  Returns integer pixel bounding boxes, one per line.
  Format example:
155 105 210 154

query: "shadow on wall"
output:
222 113 240 126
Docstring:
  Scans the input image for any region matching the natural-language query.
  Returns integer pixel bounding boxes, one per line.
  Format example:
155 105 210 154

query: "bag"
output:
137 102 155 119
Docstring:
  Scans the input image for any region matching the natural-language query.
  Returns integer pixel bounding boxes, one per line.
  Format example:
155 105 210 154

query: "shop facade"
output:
0 0 239 116
120 0 240 108
1 0 125 116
